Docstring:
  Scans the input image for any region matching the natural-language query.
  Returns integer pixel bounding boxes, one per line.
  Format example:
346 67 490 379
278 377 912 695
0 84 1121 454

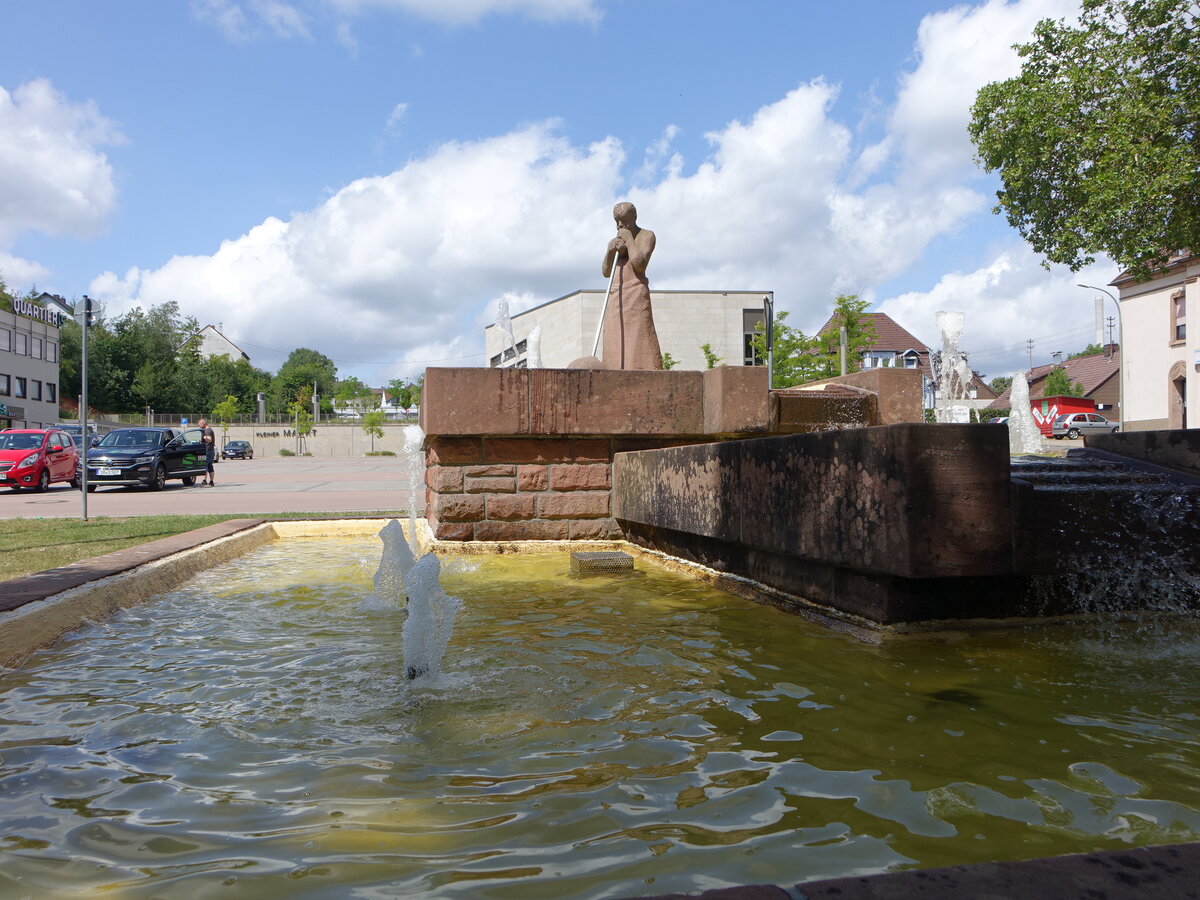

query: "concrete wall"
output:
484 290 771 371
216 423 417 457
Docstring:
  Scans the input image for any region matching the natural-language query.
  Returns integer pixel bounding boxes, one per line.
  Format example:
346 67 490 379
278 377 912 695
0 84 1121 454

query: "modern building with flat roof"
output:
0 298 64 429
484 289 773 370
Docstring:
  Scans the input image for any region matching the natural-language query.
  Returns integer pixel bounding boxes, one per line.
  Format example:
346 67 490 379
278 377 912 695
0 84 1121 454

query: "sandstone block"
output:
427 438 483 465
432 521 475 541
487 493 538 521
465 464 516 477
517 465 548 491
465 475 516 494
549 464 611 491
538 491 610 519
485 438 575 464
474 520 571 541
569 518 624 540
434 493 485 522
426 465 464 493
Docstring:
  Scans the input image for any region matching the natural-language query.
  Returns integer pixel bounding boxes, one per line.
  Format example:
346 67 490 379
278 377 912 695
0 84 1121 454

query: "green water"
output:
2 536 1200 899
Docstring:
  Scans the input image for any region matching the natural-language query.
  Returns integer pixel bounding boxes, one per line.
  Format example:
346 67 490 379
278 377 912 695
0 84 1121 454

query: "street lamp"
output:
1077 283 1123 429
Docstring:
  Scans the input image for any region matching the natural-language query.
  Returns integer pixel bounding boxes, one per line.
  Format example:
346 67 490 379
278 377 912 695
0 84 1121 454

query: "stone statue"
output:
600 201 663 370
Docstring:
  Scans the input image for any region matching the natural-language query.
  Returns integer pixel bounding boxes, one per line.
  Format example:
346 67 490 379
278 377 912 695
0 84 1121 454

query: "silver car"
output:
1051 412 1119 440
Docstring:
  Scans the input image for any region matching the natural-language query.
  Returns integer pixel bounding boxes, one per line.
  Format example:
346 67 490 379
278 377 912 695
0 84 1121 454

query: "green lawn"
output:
0 513 406 582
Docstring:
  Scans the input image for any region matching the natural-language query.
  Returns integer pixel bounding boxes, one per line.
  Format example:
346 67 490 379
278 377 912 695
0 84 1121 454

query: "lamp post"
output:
1077 283 1123 429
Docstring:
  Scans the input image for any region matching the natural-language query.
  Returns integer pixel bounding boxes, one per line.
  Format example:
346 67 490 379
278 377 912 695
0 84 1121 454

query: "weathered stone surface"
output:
613 425 1011 582
464 464 516 477
801 368 924 425
432 521 475 541
464 475 515 494
704 366 770 434
538 491 610 519
425 465 463 493
432 494 485 522
517 465 548 491
426 438 483 466
486 493 537 521
772 389 877 433
474 520 571 541
549 464 610 491
420 367 528 435
569 438 612 462
528 369 706 435
1087 428 1200 476
569 518 623 540
485 438 576 464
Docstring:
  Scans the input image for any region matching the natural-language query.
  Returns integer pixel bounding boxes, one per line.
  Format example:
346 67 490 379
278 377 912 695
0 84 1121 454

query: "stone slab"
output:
1087 428 1200 477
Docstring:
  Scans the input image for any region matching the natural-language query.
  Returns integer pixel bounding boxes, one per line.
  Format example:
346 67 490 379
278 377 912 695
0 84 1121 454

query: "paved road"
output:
0 457 424 519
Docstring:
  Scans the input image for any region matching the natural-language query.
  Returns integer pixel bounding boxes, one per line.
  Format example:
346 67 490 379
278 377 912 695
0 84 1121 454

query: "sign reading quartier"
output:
13 298 63 328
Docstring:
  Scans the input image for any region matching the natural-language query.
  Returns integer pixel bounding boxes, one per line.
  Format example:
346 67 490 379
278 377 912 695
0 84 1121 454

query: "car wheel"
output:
1112 427 1119 433
248 453 253 459
70 473 81 489
86 485 97 493
182 475 196 486
1067 428 1080 440
34 469 49 493
149 464 166 491
9 484 21 491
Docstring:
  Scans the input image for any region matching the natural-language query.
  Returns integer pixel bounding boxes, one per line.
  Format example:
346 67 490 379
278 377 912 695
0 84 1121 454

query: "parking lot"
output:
0 456 424 519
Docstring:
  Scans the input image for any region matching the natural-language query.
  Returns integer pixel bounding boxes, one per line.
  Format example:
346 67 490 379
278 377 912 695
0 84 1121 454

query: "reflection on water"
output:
2 537 1200 899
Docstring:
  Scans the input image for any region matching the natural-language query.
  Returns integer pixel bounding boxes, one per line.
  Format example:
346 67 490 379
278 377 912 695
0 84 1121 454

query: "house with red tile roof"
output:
987 347 1120 419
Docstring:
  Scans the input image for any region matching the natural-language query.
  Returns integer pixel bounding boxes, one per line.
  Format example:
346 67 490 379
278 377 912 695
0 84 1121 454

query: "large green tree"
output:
811 295 877 380
970 0 1200 276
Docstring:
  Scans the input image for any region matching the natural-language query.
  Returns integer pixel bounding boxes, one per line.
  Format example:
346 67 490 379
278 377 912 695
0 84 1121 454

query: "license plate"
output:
98 467 121 476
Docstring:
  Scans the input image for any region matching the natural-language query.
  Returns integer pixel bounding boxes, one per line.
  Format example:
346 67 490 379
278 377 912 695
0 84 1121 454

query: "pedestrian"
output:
199 418 217 486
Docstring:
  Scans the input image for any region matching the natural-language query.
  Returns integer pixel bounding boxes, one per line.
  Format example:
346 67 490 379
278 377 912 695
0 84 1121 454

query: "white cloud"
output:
0 79 123 246
879 245 1115 377
0 252 52 289
90 0 1096 383
190 0 311 40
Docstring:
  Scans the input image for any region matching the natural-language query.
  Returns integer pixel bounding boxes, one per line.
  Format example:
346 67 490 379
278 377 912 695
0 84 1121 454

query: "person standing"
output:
599 202 663 370
198 418 217 486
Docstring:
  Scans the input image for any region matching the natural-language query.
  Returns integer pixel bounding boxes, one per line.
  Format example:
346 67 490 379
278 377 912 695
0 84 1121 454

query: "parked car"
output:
80 427 208 491
1051 412 1120 440
992 417 1009 426
56 422 101 450
222 440 254 460
0 429 81 491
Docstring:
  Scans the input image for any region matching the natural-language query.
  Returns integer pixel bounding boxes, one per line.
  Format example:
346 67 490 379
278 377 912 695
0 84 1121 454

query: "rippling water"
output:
2 536 1200 898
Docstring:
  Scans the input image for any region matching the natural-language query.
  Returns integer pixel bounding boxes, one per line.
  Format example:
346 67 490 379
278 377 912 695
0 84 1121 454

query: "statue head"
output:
613 201 637 227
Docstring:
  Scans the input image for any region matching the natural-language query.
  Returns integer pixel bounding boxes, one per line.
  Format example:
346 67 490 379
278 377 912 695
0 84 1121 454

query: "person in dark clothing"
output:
198 418 217 486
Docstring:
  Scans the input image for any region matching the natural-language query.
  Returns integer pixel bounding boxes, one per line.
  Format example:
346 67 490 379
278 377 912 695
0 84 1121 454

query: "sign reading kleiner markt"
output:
12 298 64 328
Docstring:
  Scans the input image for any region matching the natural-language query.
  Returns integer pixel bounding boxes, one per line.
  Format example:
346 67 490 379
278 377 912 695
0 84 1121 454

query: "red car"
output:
0 428 81 492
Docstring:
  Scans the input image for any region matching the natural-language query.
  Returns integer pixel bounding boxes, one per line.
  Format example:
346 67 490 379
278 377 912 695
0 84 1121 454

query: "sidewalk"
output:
0 457 423 519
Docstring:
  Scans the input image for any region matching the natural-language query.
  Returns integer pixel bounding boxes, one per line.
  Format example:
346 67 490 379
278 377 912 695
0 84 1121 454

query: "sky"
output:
0 0 1121 385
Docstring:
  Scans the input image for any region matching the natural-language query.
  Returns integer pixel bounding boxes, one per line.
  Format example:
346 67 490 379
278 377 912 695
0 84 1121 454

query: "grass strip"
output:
0 512 407 582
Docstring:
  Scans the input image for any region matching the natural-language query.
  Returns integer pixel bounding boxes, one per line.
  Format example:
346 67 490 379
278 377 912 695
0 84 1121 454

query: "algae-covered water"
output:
2 536 1200 898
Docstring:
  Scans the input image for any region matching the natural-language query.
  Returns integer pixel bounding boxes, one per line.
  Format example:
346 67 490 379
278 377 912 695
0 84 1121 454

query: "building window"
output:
0 374 9 396
47 383 56 402
742 309 766 365
47 341 58 362
31 337 42 359
1173 292 1186 342
31 380 42 401
15 333 27 355
0 330 9 352
14 377 26 398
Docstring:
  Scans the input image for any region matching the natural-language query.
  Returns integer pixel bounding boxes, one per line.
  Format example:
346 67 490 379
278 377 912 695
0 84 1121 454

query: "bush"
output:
279 448 295 456
365 450 396 456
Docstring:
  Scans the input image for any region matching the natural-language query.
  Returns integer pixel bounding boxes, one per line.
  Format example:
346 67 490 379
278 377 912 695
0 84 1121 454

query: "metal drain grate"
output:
570 551 634 576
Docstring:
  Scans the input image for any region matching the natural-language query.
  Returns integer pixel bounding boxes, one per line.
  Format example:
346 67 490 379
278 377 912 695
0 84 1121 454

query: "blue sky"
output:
1 0 1117 384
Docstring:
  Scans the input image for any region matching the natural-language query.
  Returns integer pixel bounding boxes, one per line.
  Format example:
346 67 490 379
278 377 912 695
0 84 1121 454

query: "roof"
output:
989 349 1120 408
817 312 931 353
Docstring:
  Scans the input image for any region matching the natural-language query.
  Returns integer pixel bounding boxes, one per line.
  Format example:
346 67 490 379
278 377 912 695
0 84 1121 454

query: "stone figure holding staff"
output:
598 202 663 370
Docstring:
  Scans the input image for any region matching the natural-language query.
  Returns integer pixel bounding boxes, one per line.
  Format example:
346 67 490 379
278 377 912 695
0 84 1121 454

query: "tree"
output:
1043 366 1085 396
1068 343 1106 359
969 0 1200 277
812 295 877 380
700 343 723 369
750 311 822 388
989 375 1014 395
362 409 386 452
270 348 337 415
212 395 240 446
334 376 379 416
387 378 421 414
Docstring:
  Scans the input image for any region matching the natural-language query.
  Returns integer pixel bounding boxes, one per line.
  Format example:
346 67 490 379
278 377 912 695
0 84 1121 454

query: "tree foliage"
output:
362 409 386 451
1068 343 1106 359
700 343 723 369
989 375 1014 395
1043 366 1085 396
811 295 877 380
751 312 819 388
969 0 1200 276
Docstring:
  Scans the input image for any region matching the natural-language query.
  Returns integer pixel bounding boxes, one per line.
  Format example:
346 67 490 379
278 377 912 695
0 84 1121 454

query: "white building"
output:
1 298 64 428
1113 252 1196 430
196 325 250 362
484 289 773 370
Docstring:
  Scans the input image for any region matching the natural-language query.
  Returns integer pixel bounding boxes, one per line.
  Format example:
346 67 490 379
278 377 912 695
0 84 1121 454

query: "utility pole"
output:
1025 338 1035 369
79 296 93 522
1078 284 1124 429
1107 316 1116 345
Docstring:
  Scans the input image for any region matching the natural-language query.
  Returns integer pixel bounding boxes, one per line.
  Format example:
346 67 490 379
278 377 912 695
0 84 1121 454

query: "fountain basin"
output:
3 527 1200 899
